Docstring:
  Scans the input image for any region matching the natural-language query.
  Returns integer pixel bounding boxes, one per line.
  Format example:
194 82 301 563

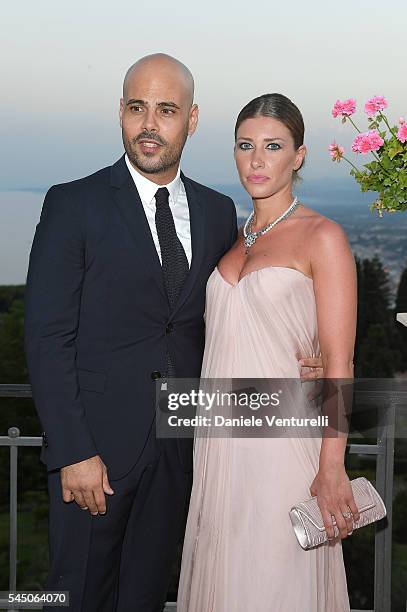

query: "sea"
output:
1 178 406 299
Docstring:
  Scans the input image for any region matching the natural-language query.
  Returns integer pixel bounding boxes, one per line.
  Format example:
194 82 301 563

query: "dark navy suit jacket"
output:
24 155 237 479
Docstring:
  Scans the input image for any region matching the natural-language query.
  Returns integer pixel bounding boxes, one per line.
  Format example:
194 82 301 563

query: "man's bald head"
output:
119 53 199 183
123 53 194 107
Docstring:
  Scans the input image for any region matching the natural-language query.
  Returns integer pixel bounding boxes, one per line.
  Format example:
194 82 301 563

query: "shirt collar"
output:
125 154 181 205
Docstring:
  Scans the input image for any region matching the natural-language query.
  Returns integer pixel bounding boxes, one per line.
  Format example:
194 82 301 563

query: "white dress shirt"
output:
125 154 192 266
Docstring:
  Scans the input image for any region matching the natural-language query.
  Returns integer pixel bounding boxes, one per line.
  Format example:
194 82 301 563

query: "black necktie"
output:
155 187 189 309
155 187 189 378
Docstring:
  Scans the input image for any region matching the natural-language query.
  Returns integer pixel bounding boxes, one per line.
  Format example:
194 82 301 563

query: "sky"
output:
1 0 406 282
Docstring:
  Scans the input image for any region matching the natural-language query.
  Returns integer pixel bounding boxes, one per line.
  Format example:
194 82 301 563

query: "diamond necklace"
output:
243 197 301 254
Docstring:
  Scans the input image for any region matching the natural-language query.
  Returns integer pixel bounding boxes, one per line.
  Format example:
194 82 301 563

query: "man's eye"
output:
239 142 253 150
266 143 281 150
161 108 175 115
129 106 143 112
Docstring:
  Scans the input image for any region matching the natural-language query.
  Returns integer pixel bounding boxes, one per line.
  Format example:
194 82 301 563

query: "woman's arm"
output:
309 217 360 540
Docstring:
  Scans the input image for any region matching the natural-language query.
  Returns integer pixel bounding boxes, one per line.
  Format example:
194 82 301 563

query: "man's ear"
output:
188 104 199 136
119 98 124 127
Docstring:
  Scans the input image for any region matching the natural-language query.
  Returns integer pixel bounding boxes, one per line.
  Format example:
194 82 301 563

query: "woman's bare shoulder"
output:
298 204 347 236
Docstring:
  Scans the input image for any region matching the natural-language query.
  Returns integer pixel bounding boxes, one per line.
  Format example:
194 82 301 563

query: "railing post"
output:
8 426 20 612
375 400 395 612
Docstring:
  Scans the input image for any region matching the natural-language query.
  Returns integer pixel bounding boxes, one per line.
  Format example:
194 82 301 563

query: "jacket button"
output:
166 322 174 333
151 371 162 380
41 431 48 448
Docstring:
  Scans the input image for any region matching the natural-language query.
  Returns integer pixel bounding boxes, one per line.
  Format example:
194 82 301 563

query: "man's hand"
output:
61 455 114 515
299 355 324 380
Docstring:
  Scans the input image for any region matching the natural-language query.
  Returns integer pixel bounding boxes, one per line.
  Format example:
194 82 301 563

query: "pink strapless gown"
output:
177 266 351 612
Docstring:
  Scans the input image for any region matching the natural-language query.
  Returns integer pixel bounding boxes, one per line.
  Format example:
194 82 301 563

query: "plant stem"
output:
342 156 362 174
342 154 390 178
370 151 392 175
347 116 361 133
379 111 397 137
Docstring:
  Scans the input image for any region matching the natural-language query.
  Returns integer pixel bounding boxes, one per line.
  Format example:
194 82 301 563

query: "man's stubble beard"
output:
123 127 189 175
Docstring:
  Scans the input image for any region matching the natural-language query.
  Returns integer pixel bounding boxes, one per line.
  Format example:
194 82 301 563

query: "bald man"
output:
24 53 236 611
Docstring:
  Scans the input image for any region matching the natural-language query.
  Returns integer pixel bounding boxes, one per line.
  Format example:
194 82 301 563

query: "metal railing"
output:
1 382 405 612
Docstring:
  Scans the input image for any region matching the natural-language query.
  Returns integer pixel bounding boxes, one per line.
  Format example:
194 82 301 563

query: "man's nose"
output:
143 109 159 132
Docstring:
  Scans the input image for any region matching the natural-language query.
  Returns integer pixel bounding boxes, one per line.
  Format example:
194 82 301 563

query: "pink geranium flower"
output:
397 123 407 143
351 130 384 154
399 117 406 125
364 95 388 117
329 142 345 162
332 99 356 118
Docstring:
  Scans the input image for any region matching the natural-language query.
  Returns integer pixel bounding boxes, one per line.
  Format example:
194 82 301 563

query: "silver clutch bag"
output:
289 476 386 550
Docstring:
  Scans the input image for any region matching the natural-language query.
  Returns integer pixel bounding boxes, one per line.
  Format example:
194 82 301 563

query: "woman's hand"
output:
309 464 360 541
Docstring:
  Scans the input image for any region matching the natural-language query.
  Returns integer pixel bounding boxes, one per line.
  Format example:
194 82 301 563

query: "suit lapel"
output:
169 172 206 319
110 156 167 300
